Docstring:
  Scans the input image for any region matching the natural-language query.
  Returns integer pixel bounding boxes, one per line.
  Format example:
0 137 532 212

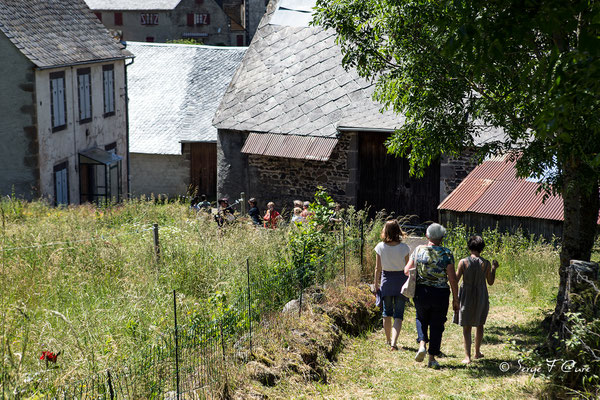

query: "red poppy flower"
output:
40 351 59 363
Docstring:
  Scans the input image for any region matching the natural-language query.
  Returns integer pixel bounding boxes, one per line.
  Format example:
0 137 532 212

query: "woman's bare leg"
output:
462 326 472 364
383 316 392 345
390 319 402 348
474 325 484 358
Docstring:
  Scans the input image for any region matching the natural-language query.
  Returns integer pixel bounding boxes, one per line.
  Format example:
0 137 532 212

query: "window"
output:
140 13 158 25
94 12 102 21
188 13 210 26
50 71 67 132
114 12 123 26
194 13 210 25
54 161 69 206
102 65 115 116
77 68 92 123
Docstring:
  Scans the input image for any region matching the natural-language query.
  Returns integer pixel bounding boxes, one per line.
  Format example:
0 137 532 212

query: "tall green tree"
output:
313 0 600 333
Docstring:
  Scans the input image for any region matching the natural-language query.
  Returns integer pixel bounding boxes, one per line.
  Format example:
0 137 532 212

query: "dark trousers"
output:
414 285 450 356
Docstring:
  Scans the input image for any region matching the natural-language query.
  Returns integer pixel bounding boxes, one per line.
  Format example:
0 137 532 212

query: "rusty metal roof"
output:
241 132 338 161
438 154 600 223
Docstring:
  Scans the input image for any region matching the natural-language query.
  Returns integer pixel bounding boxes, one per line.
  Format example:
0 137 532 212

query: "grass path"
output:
260 280 551 399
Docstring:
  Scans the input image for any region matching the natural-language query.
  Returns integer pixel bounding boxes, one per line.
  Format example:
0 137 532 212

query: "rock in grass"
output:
282 299 300 314
246 361 280 386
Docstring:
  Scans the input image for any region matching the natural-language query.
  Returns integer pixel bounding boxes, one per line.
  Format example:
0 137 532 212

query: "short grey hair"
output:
426 223 446 241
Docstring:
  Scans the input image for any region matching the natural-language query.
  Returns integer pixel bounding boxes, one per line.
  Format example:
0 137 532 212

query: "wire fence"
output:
15 218 368 399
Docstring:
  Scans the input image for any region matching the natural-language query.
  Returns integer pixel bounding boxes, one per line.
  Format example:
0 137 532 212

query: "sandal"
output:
390 345 399 351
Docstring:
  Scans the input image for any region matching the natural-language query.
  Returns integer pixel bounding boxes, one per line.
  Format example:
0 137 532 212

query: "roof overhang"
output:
336 126 396 133
35 56 133 70
79 148 122 165
241 132 338 161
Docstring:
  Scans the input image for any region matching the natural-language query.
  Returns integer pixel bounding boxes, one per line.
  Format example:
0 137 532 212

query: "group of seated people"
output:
191 195 316 229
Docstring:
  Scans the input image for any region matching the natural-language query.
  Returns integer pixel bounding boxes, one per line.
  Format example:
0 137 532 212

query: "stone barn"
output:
127 41 245 199
212 0 495 221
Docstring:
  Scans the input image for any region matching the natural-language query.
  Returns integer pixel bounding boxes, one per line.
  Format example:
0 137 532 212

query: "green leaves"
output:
314 0 600 189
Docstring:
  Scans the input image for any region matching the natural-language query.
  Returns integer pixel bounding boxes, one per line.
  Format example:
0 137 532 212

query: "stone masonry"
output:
440 148 478 202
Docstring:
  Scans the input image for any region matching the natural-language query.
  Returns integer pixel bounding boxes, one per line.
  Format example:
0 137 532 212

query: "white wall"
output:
35 60 128 204
130 153 189 198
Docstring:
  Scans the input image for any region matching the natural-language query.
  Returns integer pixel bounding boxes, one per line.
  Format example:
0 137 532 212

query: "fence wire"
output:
16 219 367 400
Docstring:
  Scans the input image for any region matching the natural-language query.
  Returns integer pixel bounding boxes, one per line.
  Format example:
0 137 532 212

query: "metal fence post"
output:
220 318 226 363
299 242 306 317
246 258 252 355
153 223 160 260
360 219 364 277
173 290 180 400
107 370 115 400
343 221 347 287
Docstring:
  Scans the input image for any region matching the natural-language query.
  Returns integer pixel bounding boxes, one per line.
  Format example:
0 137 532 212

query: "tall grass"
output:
444 223 559 306
0 197 290 392
0 197 562 395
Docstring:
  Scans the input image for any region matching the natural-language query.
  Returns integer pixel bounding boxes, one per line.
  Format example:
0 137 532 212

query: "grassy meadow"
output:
0 196 575 398
0 197 294 393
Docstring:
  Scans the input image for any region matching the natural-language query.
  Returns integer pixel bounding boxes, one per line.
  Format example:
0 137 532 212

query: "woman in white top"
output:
373 220 411 350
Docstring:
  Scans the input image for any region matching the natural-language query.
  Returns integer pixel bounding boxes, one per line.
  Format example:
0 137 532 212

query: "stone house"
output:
127 42 245 199
212 0 495 221
0 0 132 205
85 0 266 46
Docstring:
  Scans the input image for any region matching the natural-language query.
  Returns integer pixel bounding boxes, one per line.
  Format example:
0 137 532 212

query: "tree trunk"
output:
550 158 599 340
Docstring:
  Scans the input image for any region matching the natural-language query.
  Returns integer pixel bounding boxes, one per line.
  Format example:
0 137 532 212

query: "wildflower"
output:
40 351 60 364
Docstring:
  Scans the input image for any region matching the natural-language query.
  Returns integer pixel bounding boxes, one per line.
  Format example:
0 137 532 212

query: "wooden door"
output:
190 142 217 199
358 132 440 222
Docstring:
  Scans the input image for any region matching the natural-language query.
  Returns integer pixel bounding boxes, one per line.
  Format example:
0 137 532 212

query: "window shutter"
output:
57 78 65 126
108 71 114 113
94 12 102 21
114 12 123 26
78 75 85 120
85 74 92 119
187 13 194 26
55 165 68 206
51 80 58 127
103 70 109 114
205 13 210 25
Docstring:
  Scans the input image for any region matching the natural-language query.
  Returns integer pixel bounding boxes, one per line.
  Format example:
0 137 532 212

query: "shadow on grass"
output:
485 318 547 347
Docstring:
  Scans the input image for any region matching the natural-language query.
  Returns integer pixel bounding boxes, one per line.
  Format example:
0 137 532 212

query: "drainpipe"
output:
124 51 134 199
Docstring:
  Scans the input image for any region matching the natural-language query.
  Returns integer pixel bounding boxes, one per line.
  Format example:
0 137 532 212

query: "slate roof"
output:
0 0 131 68
213 0 508 144
212 0 402 138
127 42 246 155
84 0 181 11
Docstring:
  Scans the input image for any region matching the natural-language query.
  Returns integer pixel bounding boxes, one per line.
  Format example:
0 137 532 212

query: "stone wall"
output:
217 130 356 213
130 144 191 198
217 129 479 216
0 35 39 199
440 148 478 202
